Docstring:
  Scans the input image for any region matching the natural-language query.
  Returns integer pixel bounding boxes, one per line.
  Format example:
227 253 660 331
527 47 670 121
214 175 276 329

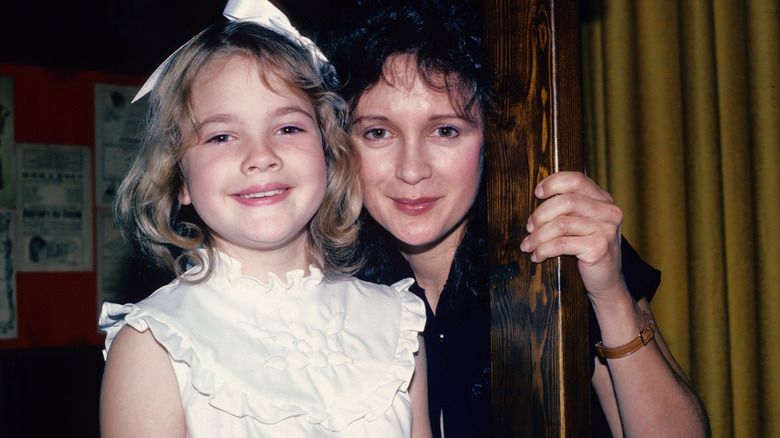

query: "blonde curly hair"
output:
114 21 362 281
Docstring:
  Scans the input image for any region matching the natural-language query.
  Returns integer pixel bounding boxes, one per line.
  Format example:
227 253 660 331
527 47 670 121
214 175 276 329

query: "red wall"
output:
0 63 145 349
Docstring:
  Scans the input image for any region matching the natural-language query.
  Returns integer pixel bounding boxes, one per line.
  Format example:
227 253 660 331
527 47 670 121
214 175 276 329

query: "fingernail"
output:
526 219 534 233
535 185 544 198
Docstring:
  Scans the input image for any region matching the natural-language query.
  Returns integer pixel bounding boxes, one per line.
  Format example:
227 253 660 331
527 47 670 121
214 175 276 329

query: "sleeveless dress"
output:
100 251 426 437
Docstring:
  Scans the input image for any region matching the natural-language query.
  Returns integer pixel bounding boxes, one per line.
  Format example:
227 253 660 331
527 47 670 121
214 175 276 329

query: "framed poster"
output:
15 144 93 272
95 83 144 207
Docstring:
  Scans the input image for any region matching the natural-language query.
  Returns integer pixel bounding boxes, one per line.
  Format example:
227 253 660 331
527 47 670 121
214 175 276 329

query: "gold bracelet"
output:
595 312 655 359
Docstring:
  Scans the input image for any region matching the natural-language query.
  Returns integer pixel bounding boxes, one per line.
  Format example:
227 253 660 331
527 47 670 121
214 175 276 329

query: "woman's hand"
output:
521 172 710 437
520 171 625 303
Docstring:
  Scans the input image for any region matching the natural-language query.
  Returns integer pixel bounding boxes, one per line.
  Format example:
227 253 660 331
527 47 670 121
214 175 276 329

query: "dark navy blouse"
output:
356 215 659 438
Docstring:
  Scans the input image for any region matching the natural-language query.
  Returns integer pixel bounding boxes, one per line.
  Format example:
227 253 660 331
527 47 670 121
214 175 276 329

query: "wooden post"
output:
484 0 591 436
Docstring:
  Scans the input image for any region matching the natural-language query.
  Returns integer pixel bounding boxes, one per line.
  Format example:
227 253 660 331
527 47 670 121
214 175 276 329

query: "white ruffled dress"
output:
100 252 426 437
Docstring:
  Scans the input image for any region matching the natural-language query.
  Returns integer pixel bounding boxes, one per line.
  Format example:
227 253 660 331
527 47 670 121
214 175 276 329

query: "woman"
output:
315 1 709 436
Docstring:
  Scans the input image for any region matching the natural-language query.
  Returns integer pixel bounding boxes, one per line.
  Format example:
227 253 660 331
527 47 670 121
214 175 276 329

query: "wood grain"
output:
484 0 591 435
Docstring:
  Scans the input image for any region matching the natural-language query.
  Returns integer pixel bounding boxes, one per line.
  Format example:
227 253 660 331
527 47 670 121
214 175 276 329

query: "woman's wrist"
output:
595 311 655 359
589 284 647 348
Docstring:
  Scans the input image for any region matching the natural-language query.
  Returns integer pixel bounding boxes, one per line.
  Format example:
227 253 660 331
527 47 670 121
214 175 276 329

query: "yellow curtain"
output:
580 1 780 437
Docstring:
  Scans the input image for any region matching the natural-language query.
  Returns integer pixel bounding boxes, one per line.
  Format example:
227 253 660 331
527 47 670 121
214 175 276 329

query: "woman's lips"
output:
392 197 439 215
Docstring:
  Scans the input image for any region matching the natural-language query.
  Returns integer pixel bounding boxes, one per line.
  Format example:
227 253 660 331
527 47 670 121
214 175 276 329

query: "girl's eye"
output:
434 126 459 138
277 126 303 135
364 128 389 140
207 134 234 143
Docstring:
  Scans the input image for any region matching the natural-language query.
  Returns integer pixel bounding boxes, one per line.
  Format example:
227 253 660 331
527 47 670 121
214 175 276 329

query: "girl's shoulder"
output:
325 275 420 303
330 274 414 291
323 275 425 331
100 324 186 436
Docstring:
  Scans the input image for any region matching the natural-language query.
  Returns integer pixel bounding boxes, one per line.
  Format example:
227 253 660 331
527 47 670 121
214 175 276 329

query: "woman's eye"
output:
277 126 303 135
207 134 234 143
434 126 459 138
364 128 389 140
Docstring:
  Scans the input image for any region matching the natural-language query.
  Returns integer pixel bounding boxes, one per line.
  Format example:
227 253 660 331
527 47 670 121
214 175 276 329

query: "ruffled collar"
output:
181 248 324 294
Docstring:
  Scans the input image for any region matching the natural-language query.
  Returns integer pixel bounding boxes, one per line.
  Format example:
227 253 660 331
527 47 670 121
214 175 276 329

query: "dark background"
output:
0 0 342 75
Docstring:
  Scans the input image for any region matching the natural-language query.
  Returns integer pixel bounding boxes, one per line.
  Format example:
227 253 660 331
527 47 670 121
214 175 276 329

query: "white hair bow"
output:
132 0 329 103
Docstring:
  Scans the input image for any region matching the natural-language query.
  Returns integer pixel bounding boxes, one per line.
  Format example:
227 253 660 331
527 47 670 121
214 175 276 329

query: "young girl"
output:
99 13 429 438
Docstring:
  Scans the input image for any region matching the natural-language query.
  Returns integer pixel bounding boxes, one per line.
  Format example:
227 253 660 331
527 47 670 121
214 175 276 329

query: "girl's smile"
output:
232 184 292 204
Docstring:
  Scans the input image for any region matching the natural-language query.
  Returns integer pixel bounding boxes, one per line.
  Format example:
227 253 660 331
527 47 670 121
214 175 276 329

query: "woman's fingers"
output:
534 171 614 203
521 220 623 295
524 171 622 262
526 192 623 234
523 171 625 296
527 172 621 233
521 214 619 263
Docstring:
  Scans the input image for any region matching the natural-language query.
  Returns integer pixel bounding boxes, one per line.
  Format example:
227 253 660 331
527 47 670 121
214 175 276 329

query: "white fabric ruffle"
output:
100 251 425 435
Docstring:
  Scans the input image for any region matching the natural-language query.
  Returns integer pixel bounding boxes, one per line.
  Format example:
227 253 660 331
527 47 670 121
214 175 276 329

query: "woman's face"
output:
351 54 484 251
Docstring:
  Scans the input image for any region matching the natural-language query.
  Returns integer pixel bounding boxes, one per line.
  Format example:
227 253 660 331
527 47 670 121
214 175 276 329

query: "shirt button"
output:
439 333 445 342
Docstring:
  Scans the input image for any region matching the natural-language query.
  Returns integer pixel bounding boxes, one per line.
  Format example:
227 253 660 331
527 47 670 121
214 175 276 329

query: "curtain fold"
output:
581 1 779 437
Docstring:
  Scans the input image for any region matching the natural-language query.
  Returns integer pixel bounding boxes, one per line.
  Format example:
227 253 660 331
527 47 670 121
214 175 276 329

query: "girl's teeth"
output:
239 189 284 198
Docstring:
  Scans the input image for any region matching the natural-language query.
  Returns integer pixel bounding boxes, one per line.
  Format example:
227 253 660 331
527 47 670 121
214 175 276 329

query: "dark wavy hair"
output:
314 0 493 121
315 0 490 303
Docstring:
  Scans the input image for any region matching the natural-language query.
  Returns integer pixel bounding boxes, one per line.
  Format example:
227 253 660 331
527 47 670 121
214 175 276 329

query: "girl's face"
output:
351 54 484 252
178 55 327 275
